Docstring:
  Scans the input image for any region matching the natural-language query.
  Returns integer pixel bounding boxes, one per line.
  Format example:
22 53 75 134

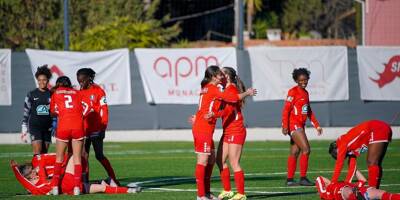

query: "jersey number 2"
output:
64 95 73 108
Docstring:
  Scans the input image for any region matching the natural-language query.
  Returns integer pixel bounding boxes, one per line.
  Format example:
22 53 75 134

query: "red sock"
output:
74 164 82 188
368 165 380 188
104 186 128 194
234 170 245 195
51 162 62 187
287 155 297 179
382 192 400 200
195 164 206 197
100 158 117 181
300 154 309 178
220 167 231 191
204 163 214 194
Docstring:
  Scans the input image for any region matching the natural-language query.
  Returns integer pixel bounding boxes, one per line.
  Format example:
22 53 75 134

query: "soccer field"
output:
1 140 399 199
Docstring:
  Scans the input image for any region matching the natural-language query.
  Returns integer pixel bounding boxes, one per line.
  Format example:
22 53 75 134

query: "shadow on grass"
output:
115 175 285 188
247 191 316 199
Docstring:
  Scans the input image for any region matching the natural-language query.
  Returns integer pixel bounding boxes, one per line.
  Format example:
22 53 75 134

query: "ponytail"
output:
222 67 247 106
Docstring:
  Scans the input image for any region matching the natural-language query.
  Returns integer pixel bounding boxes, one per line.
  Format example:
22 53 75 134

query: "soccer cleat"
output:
299 177 314 186
73 186 80 195
206 192 218 200
51 186 59 195
218 190 234 200
228 193 247 200
286 179 299 186
127 187 142 193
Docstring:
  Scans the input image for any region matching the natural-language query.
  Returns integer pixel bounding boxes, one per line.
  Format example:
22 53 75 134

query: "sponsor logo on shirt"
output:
301 104 308 114
33 97 39 101
36 105 50 115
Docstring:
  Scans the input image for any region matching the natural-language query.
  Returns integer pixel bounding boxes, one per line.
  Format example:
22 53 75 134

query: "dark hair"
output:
18 164 33 179
222 67 246 105
76 68 96 83
35 65 52 80
329 141 337 160
292 68 310 81
54 76 72 89
201 65 221 88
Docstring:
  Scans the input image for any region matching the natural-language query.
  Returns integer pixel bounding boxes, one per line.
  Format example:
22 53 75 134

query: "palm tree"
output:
246 0 263 36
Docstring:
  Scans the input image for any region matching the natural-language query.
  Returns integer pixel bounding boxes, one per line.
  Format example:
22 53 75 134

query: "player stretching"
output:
76 68 118 184
10 154 140 195
211 67 249 200
282 68 323 186
21 65 53 155
192 66 256 200
49 76 88 195
329 120 392 188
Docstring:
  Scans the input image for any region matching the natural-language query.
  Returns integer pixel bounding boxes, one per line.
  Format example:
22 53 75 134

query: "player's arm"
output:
308 106 322 135
331 141 348 183
99 89 109 130
49 95 58 116
22 92 31 128
344 156 357 183
10 160 41 195
281 90 294 135
216 88 256 103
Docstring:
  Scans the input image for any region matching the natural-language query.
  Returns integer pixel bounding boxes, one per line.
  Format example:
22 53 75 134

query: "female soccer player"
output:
10 154 140 195
21 65 53 155
213 67 248 200
192 66 256 200
281 68 323 186
76 68 118 184
50 76 88 195
328 120 392 189
316 175 400 200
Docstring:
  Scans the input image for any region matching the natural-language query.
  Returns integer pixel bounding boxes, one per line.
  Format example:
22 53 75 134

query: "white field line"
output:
1 146 399 158
127 168 400 186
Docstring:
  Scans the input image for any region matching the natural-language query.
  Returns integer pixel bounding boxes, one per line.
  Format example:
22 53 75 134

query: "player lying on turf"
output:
329 120 392 188
10 153 140 195
316 174 400 200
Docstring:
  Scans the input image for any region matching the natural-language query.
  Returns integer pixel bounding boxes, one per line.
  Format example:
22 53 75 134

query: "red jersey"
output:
50 87 87 131
192 83 239 135
282 86 320 131
331 120 392 183
79 84 108 134
316 176 365 200
216 84 246 135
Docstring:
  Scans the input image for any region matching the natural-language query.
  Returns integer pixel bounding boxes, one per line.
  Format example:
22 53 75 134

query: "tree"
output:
245 0 263 36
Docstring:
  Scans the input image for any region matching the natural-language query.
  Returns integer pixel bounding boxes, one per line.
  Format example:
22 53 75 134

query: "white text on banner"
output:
0 49 12 106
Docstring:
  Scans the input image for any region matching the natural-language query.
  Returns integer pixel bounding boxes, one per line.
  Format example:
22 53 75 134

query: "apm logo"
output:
153 56 219 86
370 55 400 88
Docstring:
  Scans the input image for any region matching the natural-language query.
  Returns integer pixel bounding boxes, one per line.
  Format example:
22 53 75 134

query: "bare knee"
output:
290 149 300 157
367 159 379 166
301 147 311 155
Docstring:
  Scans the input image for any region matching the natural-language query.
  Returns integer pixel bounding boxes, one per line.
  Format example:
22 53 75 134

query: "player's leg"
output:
290 128 313 186
31 140 42 155
92 131 118 184
197 152 209 199
42 129 52 154
82 137 91 183
287 138 300 186
30 128 43 155
228 143 246 199
71 137 83 195
216 135 232 197
51 138 68 195
205 150 217 199
367 142 388 188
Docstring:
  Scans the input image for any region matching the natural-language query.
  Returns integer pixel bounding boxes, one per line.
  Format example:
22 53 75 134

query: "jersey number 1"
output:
64 95 73 108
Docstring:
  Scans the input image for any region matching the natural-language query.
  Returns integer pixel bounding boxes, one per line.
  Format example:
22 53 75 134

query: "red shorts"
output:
56 129 85 142
61 173 76 195
369 128 392 144
289 123 305 135
222 132 246 145
193 132 214 154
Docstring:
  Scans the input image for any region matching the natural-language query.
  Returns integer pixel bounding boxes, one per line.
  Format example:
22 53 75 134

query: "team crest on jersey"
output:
90 95 95 101
301 104 308 114
100 96 107 106
286 96 293 102
36 105 50 115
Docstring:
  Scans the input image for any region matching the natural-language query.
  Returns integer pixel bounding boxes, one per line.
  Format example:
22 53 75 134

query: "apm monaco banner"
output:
135 48 237 104
25 48 131 105
0 49 12 106
357 46 400 101
248 46 349 102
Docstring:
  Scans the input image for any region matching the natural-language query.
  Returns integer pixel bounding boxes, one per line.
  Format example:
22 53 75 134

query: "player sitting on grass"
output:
10 153 140 195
